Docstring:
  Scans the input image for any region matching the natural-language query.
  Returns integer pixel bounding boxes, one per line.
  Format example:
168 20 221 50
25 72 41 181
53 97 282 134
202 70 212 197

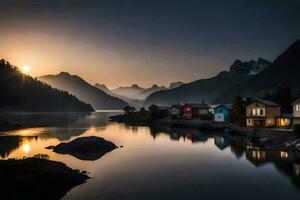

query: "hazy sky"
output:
0 0 299 89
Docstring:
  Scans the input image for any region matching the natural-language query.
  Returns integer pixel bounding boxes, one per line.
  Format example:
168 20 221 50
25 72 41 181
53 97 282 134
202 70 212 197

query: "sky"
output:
0 0 300 89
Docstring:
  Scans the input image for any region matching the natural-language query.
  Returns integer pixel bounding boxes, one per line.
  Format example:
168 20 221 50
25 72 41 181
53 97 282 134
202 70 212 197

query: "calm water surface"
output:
1 112 300 200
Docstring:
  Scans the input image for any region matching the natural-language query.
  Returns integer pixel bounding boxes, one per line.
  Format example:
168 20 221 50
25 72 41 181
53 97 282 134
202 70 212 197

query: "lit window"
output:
296 105 300 111
252 109 256 115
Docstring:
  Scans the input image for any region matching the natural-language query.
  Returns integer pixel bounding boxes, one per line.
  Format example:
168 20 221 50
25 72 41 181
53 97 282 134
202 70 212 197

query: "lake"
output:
1 111 300 200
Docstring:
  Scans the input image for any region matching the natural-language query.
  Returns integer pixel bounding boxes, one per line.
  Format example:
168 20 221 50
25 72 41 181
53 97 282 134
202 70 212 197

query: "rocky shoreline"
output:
0 157 89 200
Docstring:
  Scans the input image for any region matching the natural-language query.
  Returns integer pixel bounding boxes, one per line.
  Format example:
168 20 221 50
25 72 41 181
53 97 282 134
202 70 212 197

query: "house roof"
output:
213 104 231 110
171 104 183 109
186 103 210 109
253 99 279 107
292 99 300 105
156 106 169 110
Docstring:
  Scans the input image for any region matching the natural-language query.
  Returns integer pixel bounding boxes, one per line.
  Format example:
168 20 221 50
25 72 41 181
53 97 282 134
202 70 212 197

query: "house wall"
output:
293 118 300 125
276 118 291 127
293 104 300 118
192 108 200 117
246 102 266 117
266 117 276 127
246 117 275 127
246 118 254 126
199 108 209 115
246 102 280 118
215 113 225 122
265 107 281 117
183 112 192 119
170 107 180 115
214 106 229 122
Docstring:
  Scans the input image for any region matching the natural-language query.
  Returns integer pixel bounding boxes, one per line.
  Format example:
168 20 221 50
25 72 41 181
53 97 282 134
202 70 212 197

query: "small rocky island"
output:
50 136 118 161
0 157 89 200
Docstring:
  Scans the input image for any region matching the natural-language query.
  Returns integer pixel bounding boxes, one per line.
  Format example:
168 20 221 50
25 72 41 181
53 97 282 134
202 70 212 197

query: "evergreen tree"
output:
0 59 94 112
263 86 294 113
230 96 247 123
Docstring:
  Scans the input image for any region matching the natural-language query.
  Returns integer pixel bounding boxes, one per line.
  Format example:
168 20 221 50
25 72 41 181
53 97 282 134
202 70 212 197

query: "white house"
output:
293 99 300 125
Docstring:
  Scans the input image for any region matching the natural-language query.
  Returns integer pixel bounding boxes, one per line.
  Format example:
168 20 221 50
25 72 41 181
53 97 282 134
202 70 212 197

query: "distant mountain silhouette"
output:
94 83 111 94
229 58 271 75
215 39 300 103
137 84 167 100
111 84 145 100
145 58 272 106
110 82 184 101
39 72 128 110
94 83 145 108
0 60 94 112
169 81 184 89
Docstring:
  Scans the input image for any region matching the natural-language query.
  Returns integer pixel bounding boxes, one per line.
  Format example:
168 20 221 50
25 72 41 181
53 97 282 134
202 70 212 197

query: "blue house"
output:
213 105 230 122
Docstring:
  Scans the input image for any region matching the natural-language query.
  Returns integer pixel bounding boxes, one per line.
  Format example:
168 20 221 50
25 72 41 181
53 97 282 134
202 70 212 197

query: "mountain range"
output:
39 72 128 110
0 60 94 112
146 40 300 106
3 39 299 111
97 82 184 101
215 39 300 103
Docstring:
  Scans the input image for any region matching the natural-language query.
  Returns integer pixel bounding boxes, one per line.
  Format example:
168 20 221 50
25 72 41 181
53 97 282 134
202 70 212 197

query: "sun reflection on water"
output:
22 142 31 153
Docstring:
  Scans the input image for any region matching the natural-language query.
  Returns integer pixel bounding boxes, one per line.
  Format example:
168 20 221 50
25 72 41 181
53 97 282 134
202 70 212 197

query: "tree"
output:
139 107 147 114
263 86 294 113
123 106 136 115
230 96 247 123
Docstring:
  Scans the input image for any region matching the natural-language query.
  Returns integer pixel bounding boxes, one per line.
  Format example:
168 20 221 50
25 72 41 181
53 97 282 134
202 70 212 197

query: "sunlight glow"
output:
21 65 31 74
22 143 31 153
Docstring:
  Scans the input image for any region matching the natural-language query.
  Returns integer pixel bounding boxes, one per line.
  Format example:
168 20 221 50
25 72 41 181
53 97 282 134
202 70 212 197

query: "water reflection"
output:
214 136 229 150
1 112 300 199
0 136 36 158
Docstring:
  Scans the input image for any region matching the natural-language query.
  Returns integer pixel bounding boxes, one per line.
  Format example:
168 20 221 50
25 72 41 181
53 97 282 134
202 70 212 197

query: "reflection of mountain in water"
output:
0 136 22 158
0 112 114 129
39 128 88 141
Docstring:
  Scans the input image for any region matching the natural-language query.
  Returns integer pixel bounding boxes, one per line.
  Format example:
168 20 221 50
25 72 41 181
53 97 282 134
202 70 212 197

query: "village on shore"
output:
112 96 300 133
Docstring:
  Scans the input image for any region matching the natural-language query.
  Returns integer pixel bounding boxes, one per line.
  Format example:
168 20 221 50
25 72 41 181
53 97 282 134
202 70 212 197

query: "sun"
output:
21 65 31 74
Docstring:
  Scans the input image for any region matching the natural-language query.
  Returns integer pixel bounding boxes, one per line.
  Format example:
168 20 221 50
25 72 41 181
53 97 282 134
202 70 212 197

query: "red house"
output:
183 102 210 119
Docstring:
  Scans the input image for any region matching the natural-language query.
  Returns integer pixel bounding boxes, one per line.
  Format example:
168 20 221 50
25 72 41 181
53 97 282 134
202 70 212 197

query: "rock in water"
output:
52 136 117 161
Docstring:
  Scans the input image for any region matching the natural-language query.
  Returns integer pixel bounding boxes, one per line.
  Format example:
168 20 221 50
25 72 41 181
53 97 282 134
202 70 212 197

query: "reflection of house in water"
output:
214 137 229 150
186 132 208 143
245 148 300 189
149 125 208 143
245 149 292 167
294 164 300 177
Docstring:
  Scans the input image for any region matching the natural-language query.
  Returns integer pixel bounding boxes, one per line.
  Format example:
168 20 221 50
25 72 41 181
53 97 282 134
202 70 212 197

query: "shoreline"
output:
111 116 300 153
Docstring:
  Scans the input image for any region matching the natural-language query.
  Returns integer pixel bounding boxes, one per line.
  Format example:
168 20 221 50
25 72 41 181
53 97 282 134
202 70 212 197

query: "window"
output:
247 119 252 125
259 109 264 116
252 108 265 116
296 105 300 111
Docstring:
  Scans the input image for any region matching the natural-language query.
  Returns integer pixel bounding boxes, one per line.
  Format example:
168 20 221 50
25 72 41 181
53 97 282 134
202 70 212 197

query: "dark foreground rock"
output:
51 136 117 160
0 157 89 200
